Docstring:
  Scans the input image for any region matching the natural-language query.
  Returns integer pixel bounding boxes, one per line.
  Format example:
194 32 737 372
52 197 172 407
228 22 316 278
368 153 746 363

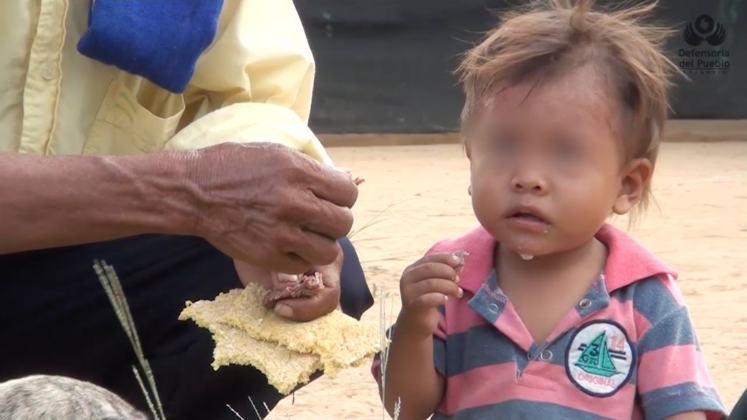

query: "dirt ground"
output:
267 142 747 419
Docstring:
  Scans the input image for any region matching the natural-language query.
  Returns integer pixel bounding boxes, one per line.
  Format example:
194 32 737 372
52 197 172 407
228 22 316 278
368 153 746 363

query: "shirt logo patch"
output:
565 320 636 397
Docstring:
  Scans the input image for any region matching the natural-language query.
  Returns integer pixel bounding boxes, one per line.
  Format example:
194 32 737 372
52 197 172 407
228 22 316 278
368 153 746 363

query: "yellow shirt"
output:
0 0 332 164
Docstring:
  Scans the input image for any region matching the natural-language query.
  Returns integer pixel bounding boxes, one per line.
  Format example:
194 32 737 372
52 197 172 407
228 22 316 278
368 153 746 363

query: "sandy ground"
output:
267 142 747 419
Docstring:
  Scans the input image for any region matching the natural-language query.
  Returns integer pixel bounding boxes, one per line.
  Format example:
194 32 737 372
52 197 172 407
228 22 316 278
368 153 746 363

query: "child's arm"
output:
665 412 707 420
636 276 727 420
380 316 447 420
371 251 464 420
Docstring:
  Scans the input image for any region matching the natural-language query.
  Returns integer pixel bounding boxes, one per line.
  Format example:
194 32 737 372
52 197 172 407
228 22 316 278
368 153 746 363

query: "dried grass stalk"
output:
93 260 166 420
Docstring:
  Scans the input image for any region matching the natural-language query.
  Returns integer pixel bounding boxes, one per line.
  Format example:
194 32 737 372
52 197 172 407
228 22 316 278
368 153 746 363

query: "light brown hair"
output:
455 0 685 214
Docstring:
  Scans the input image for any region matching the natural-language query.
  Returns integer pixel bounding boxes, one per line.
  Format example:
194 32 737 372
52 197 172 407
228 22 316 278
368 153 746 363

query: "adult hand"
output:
188 142 359 274
233 248 342 322
273 251 342 322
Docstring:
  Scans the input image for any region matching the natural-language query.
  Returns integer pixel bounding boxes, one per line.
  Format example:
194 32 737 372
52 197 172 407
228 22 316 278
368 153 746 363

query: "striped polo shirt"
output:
372 223 727 420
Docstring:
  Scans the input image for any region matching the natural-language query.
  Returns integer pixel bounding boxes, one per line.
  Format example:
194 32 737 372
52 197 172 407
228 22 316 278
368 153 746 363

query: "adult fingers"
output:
296 197 355 241
274 286 340 322
285 230 342 268
306 163 360 209
261 252 312 275
313 257 343 289
233 259 275 289
269 146 357 209
261 232 315 274
207 238 307 274
260 222 337 271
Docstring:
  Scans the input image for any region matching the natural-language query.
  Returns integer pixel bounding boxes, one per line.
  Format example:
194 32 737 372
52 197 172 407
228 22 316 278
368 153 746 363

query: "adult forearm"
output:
0 151 196 254
382 324 444 420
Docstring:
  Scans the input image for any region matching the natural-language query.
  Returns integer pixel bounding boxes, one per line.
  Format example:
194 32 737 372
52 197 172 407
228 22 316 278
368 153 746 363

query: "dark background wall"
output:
295 0 746 134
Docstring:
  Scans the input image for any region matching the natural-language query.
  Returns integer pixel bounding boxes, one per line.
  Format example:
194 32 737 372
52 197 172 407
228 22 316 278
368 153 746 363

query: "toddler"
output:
372 1 727 419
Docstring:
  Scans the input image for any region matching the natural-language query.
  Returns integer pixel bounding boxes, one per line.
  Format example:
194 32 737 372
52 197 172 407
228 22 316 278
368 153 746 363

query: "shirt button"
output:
540 349 553 361
41 63 56 81
488 303 499 313
578 298 592 309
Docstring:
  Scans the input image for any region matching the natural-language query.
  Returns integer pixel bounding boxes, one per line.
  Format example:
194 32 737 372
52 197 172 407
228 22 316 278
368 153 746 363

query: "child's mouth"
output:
511 212 547 224
506 208 551 232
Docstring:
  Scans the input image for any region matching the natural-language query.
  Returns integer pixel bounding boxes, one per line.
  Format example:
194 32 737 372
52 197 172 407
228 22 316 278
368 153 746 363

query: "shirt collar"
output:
443 223 677 295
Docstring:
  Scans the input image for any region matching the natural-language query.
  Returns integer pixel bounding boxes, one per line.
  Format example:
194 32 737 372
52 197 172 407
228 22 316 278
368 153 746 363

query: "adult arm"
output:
0 144 358 274
0 151 193 254
164 0 331 165
0 1 356 268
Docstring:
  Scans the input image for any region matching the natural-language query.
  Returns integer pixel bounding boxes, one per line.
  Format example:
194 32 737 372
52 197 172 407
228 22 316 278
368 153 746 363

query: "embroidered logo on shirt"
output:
565 320 635 397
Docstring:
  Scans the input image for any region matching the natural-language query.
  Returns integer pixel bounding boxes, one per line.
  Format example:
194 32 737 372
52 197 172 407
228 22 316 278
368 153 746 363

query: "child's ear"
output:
463 136 472 160
612 158 652 215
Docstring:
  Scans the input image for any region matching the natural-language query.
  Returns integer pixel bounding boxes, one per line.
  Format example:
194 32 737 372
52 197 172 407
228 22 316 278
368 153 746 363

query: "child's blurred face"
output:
465 67 650 258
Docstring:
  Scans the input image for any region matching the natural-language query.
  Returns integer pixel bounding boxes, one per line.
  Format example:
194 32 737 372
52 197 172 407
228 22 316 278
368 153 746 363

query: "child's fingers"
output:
408 292 451 311
414 251 467 270
404 261 459 284
405 278 463 305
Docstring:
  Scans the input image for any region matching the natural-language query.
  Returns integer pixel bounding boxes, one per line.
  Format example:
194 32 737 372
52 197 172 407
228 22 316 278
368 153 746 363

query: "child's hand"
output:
397 251 466 339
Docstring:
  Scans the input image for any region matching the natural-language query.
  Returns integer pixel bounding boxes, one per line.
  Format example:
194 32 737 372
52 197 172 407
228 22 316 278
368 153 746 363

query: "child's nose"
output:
510 171 548 194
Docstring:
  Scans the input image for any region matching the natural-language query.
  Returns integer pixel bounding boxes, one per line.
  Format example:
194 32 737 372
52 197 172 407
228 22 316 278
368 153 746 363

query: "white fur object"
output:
0 375 147 420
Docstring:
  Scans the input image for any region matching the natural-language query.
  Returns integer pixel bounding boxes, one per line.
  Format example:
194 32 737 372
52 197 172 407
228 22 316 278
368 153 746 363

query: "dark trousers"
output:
730 387 747 420
0 235 373 420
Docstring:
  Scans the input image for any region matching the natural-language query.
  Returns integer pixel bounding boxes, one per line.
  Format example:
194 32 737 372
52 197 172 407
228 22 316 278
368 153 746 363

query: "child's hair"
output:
455 0 685 217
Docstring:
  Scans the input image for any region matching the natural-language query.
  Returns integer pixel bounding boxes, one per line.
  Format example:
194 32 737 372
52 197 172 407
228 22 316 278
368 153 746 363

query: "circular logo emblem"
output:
694 14 715 35
565 320 635 397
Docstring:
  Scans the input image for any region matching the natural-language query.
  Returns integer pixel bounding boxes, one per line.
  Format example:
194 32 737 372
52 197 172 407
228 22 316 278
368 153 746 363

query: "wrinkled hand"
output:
234 248 342 322
188 142 359 274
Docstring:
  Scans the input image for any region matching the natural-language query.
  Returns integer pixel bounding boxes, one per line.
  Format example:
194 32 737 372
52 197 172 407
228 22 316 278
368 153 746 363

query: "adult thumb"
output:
273 288 339 322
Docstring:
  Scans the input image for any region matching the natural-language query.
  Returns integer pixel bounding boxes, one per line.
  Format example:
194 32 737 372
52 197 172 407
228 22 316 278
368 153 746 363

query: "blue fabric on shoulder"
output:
77 0 224 93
